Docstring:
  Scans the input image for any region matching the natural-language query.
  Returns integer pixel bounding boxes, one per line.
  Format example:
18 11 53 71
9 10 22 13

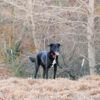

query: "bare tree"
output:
87 0 96 74
0 0 100 77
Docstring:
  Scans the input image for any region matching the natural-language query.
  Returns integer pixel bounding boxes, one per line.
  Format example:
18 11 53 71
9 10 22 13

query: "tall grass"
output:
4 40 26 77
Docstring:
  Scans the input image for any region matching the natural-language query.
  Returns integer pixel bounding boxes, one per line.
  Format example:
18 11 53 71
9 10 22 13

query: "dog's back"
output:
37 51 48 66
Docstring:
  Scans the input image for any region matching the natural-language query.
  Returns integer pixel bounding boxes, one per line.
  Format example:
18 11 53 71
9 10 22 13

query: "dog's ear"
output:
57 43 61 46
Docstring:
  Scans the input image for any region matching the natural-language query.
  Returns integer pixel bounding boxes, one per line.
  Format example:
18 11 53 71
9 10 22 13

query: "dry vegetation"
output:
0 0 100 77
0 67 100 100
0 72 100 100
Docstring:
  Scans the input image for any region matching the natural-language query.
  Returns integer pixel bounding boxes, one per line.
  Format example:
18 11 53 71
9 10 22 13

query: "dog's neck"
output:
48 51 57 60
48 51 57 68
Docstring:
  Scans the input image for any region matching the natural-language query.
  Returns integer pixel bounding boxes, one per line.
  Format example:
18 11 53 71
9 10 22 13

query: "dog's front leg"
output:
53 65 57 79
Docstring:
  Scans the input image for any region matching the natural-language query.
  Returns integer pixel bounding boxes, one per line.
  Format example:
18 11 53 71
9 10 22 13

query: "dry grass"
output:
0 67 12 79
0 73 99 100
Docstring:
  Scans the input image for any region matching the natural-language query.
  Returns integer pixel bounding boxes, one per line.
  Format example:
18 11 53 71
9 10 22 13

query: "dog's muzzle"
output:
55 52 59 56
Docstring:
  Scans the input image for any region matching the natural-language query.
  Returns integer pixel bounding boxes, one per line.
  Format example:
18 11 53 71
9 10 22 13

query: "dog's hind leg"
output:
42 67 46 78
45 68 49 79
34 58 40 78
34 64 40 78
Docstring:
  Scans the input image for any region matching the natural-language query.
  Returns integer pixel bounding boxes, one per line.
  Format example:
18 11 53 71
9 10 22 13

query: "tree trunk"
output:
87 0 96 75
27 0 39 53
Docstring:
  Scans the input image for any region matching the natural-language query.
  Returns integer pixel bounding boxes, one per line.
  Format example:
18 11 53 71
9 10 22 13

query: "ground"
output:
0 67 100 100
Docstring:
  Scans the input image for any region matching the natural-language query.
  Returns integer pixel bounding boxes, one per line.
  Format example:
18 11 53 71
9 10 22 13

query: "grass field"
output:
0 67 100 100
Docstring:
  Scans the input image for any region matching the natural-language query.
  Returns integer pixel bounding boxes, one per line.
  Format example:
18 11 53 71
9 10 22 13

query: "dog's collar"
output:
50 52 57 59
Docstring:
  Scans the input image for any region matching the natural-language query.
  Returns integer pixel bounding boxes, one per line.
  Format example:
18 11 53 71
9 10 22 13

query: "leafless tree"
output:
0 0 100 76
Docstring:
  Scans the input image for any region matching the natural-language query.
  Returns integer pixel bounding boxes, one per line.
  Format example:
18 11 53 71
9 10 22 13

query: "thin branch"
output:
3 0 26 11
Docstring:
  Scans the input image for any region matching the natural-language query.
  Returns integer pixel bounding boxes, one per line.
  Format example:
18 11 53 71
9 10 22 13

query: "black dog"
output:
29 43 61 79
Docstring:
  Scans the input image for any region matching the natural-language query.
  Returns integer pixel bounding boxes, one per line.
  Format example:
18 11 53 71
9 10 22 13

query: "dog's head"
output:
48 43 61 56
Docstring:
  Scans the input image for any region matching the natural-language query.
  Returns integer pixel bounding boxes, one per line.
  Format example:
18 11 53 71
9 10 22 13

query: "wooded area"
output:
0 0 100 78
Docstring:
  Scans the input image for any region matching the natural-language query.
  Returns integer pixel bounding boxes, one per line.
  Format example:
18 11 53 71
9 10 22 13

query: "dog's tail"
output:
28 56 36 62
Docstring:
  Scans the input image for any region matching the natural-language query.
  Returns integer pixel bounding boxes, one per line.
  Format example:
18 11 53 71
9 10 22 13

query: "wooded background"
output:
0 0 100 78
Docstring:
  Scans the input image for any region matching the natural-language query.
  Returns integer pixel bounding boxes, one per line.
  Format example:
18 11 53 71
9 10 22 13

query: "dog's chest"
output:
51 59 56 67
40 51 57 67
